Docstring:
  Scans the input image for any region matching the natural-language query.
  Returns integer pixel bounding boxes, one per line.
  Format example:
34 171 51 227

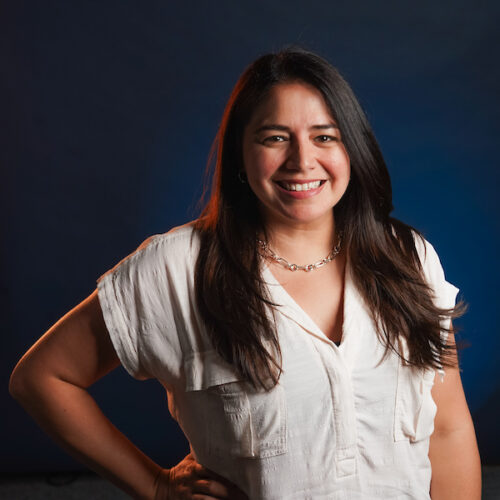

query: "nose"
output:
285 136 315 171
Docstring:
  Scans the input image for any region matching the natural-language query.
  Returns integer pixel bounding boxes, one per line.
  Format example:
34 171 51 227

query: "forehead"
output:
246 81 334 128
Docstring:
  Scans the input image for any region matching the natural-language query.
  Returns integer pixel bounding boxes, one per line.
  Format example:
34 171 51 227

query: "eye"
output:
263 135 288 143
315 135 338 143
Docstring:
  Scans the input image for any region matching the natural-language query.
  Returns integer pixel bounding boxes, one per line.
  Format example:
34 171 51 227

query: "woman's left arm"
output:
428 331 481 499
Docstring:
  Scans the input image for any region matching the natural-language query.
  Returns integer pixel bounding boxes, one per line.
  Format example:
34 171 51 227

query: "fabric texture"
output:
96 223 459 500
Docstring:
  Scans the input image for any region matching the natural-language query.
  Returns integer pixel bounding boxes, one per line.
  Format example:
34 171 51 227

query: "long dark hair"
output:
194 47 465 390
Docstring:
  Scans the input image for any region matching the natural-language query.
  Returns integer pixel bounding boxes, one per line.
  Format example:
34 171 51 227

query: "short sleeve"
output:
96 234 184 385
415 235 460 380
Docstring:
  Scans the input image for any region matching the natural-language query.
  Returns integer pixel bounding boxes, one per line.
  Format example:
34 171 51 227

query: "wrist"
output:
151 467 171 500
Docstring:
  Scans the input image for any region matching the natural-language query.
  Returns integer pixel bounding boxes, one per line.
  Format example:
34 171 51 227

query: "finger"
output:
182 452 196 463
196 465 232 483
195 479 230 498
194 469 248 499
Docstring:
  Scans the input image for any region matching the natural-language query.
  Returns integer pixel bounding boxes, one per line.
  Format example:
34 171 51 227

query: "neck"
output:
260 214 338 265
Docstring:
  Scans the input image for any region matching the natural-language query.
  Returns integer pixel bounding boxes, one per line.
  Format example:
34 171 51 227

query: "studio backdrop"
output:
2 0 499 472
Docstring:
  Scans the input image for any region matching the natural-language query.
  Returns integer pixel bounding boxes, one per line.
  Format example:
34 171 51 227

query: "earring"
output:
238 171 247 184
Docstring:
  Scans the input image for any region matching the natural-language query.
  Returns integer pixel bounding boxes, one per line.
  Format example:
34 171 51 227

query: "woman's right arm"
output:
9 289 163 499
9 289 249 500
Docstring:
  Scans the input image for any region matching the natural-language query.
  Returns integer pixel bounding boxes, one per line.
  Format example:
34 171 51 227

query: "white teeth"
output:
280 181 322 192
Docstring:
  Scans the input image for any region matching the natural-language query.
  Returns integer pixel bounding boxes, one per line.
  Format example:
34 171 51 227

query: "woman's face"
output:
242 82 350 230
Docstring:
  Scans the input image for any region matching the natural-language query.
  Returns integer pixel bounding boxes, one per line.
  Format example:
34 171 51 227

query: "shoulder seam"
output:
98 223 197 280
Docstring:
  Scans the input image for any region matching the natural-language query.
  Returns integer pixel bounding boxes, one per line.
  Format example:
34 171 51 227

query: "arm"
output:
428 331 481 499
9 289 249 500
9 289 162 499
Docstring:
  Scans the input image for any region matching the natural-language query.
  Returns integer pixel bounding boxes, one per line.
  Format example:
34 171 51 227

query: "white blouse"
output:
96 223 459 500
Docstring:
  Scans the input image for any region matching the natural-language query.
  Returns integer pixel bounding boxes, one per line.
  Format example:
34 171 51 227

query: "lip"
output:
273 179 326 199
274 179 325 184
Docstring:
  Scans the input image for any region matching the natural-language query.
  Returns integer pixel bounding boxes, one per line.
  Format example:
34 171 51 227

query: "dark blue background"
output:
3 1 499 472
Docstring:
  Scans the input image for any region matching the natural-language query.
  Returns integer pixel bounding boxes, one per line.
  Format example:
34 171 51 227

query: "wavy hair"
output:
194 47 465 390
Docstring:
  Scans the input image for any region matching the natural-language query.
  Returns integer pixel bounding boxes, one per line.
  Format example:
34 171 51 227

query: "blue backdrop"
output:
3 0 499 472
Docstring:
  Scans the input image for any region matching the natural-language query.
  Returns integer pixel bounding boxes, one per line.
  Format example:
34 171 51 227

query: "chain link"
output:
257 233 342 272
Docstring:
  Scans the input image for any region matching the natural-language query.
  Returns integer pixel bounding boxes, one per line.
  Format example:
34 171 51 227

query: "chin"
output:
282 210 334 226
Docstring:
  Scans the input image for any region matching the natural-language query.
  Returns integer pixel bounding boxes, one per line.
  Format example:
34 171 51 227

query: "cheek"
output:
340 144 351 171
326 147 350 178
244 150 280 182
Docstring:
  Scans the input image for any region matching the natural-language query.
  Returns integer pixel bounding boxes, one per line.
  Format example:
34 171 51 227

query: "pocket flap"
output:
184 350 244 392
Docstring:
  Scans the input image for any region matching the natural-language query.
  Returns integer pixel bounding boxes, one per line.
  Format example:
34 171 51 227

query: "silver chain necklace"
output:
257 233 342 272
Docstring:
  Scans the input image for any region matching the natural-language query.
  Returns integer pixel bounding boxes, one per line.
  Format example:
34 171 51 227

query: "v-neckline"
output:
261 260 349 348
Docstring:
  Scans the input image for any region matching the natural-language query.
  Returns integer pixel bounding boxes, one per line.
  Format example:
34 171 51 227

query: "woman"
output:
9 48 481 499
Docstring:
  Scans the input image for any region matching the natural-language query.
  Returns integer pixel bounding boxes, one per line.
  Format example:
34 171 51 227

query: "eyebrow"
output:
254 123 338 134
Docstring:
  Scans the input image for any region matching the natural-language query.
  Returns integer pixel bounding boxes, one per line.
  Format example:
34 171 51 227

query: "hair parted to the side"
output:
194 46 466 391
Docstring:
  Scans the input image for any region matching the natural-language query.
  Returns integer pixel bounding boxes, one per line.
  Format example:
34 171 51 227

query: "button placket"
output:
315 343 358 479
262 260 361 477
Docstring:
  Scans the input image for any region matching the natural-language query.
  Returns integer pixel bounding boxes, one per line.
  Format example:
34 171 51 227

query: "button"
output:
336 456 356 478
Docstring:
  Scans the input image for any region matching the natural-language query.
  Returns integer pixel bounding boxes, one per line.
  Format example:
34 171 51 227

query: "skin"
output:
242 81 350 245
242 82 350 342
429 330 481 499
9 289 248 500
243 81 481 498
9 81 480 498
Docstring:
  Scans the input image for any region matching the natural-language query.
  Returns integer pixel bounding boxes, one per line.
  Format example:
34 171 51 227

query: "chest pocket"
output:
394 361 437 443
184 350 287 459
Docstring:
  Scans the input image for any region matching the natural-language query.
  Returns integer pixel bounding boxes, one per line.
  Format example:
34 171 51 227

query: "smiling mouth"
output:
275 180 326 192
